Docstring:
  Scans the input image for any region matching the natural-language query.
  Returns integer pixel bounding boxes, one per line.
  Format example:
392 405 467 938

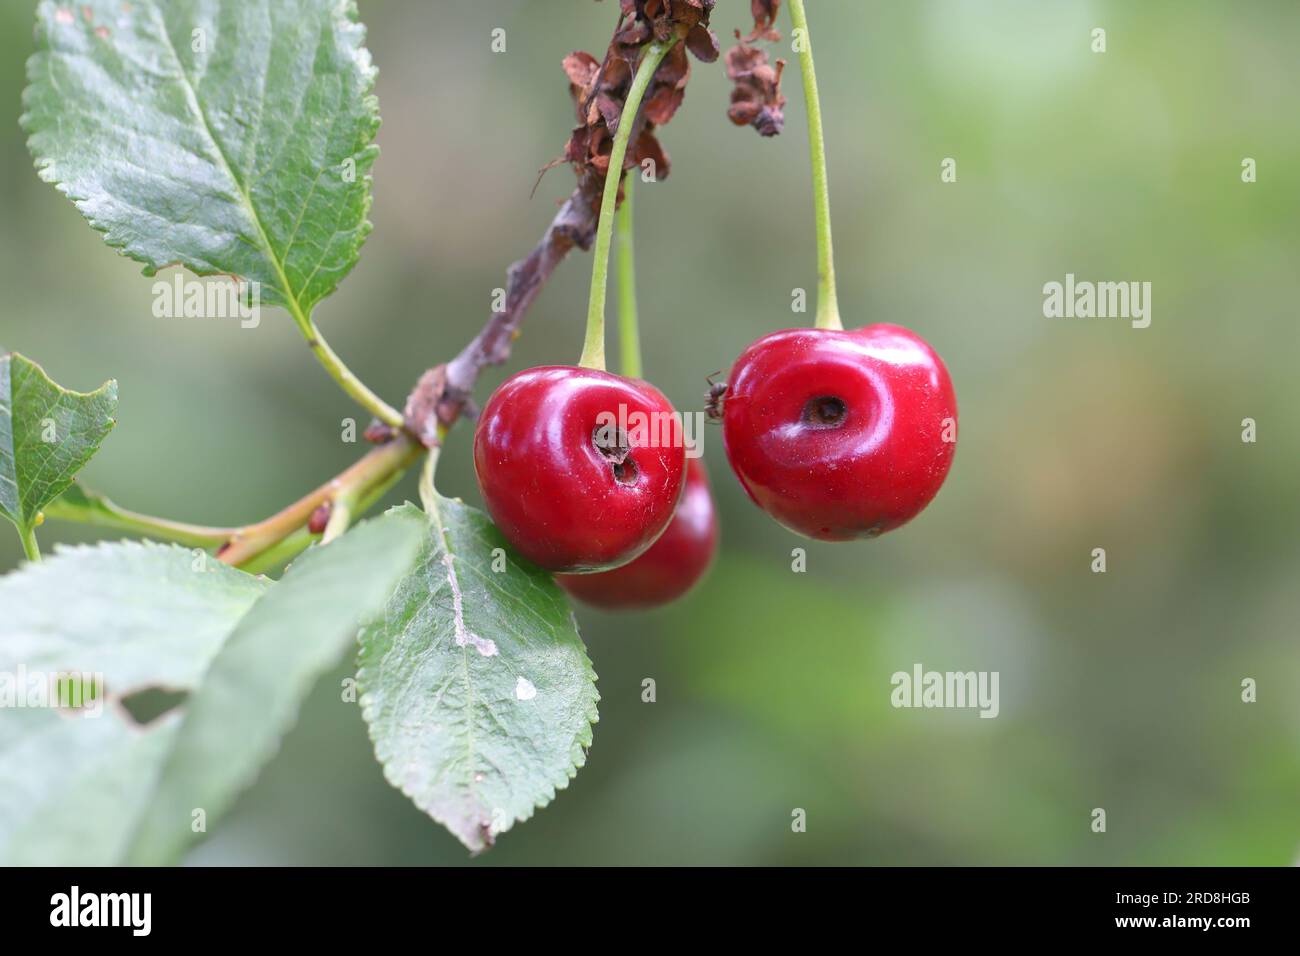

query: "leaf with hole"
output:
0 540 265 864
0 539 268 692
126 508 425 864
0 509 423 865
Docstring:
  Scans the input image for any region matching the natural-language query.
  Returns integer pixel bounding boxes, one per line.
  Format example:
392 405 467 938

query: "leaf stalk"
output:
299 313 405 428
43 495 237 548
19 525 41 562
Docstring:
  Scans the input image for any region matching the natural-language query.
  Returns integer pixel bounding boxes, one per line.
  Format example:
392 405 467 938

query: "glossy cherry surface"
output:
474 365 686 572
721 323 956 540
557 457 718 609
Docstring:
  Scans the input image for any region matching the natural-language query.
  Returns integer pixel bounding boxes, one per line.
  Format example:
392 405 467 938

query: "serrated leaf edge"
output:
0 352 117 531
19 0 382 316
355 503 600 853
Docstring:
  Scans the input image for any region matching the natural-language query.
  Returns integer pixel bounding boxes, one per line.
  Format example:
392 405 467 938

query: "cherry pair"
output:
471 323 955 609
473 366 716 608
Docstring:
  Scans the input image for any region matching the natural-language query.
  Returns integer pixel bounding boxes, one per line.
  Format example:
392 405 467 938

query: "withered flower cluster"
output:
725 0 787 137
562 0 720 215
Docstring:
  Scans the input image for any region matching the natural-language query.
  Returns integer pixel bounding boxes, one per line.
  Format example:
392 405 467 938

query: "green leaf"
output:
0 708 179 866
22 0 380 321
357 501 599 854
0 352 117 546
0 540 269 691
126 508 425 864
0 513 422 866
0 541 265 864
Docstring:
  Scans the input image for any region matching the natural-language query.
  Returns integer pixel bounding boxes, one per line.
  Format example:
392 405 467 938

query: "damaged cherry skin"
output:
721 323 956 540
474 366 686 572
557 457 718 609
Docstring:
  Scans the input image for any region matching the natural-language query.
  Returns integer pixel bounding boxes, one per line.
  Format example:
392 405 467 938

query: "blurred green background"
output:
2 0 1298 865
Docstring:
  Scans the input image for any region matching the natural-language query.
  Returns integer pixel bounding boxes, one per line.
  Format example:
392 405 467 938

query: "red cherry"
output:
473 366 686 572
556 457 718 609
721 323 956 540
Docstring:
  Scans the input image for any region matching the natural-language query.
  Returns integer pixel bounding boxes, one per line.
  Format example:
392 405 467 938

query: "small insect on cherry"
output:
704 371 728 422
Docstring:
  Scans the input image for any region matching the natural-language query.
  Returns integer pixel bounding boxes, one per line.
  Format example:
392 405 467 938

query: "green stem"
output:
615 178 643 379
43 494 236 548
789 0 842 331
236 463 407 575
43 436 420 574
19 524 41 562
300 316 405 428
579 39 675 371
218 434 422 567
236 528 315 576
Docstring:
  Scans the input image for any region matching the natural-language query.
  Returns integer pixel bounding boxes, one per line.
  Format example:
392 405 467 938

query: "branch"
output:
215 434 422 567
404 188 598 445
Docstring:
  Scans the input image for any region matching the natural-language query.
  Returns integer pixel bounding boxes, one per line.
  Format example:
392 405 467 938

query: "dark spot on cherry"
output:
802 395 846 428
593 425 637 484
611 458 639 485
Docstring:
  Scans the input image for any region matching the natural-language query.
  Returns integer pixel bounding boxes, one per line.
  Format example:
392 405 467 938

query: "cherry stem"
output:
615 178 643 378
789 0 843 332
579 39 675 371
